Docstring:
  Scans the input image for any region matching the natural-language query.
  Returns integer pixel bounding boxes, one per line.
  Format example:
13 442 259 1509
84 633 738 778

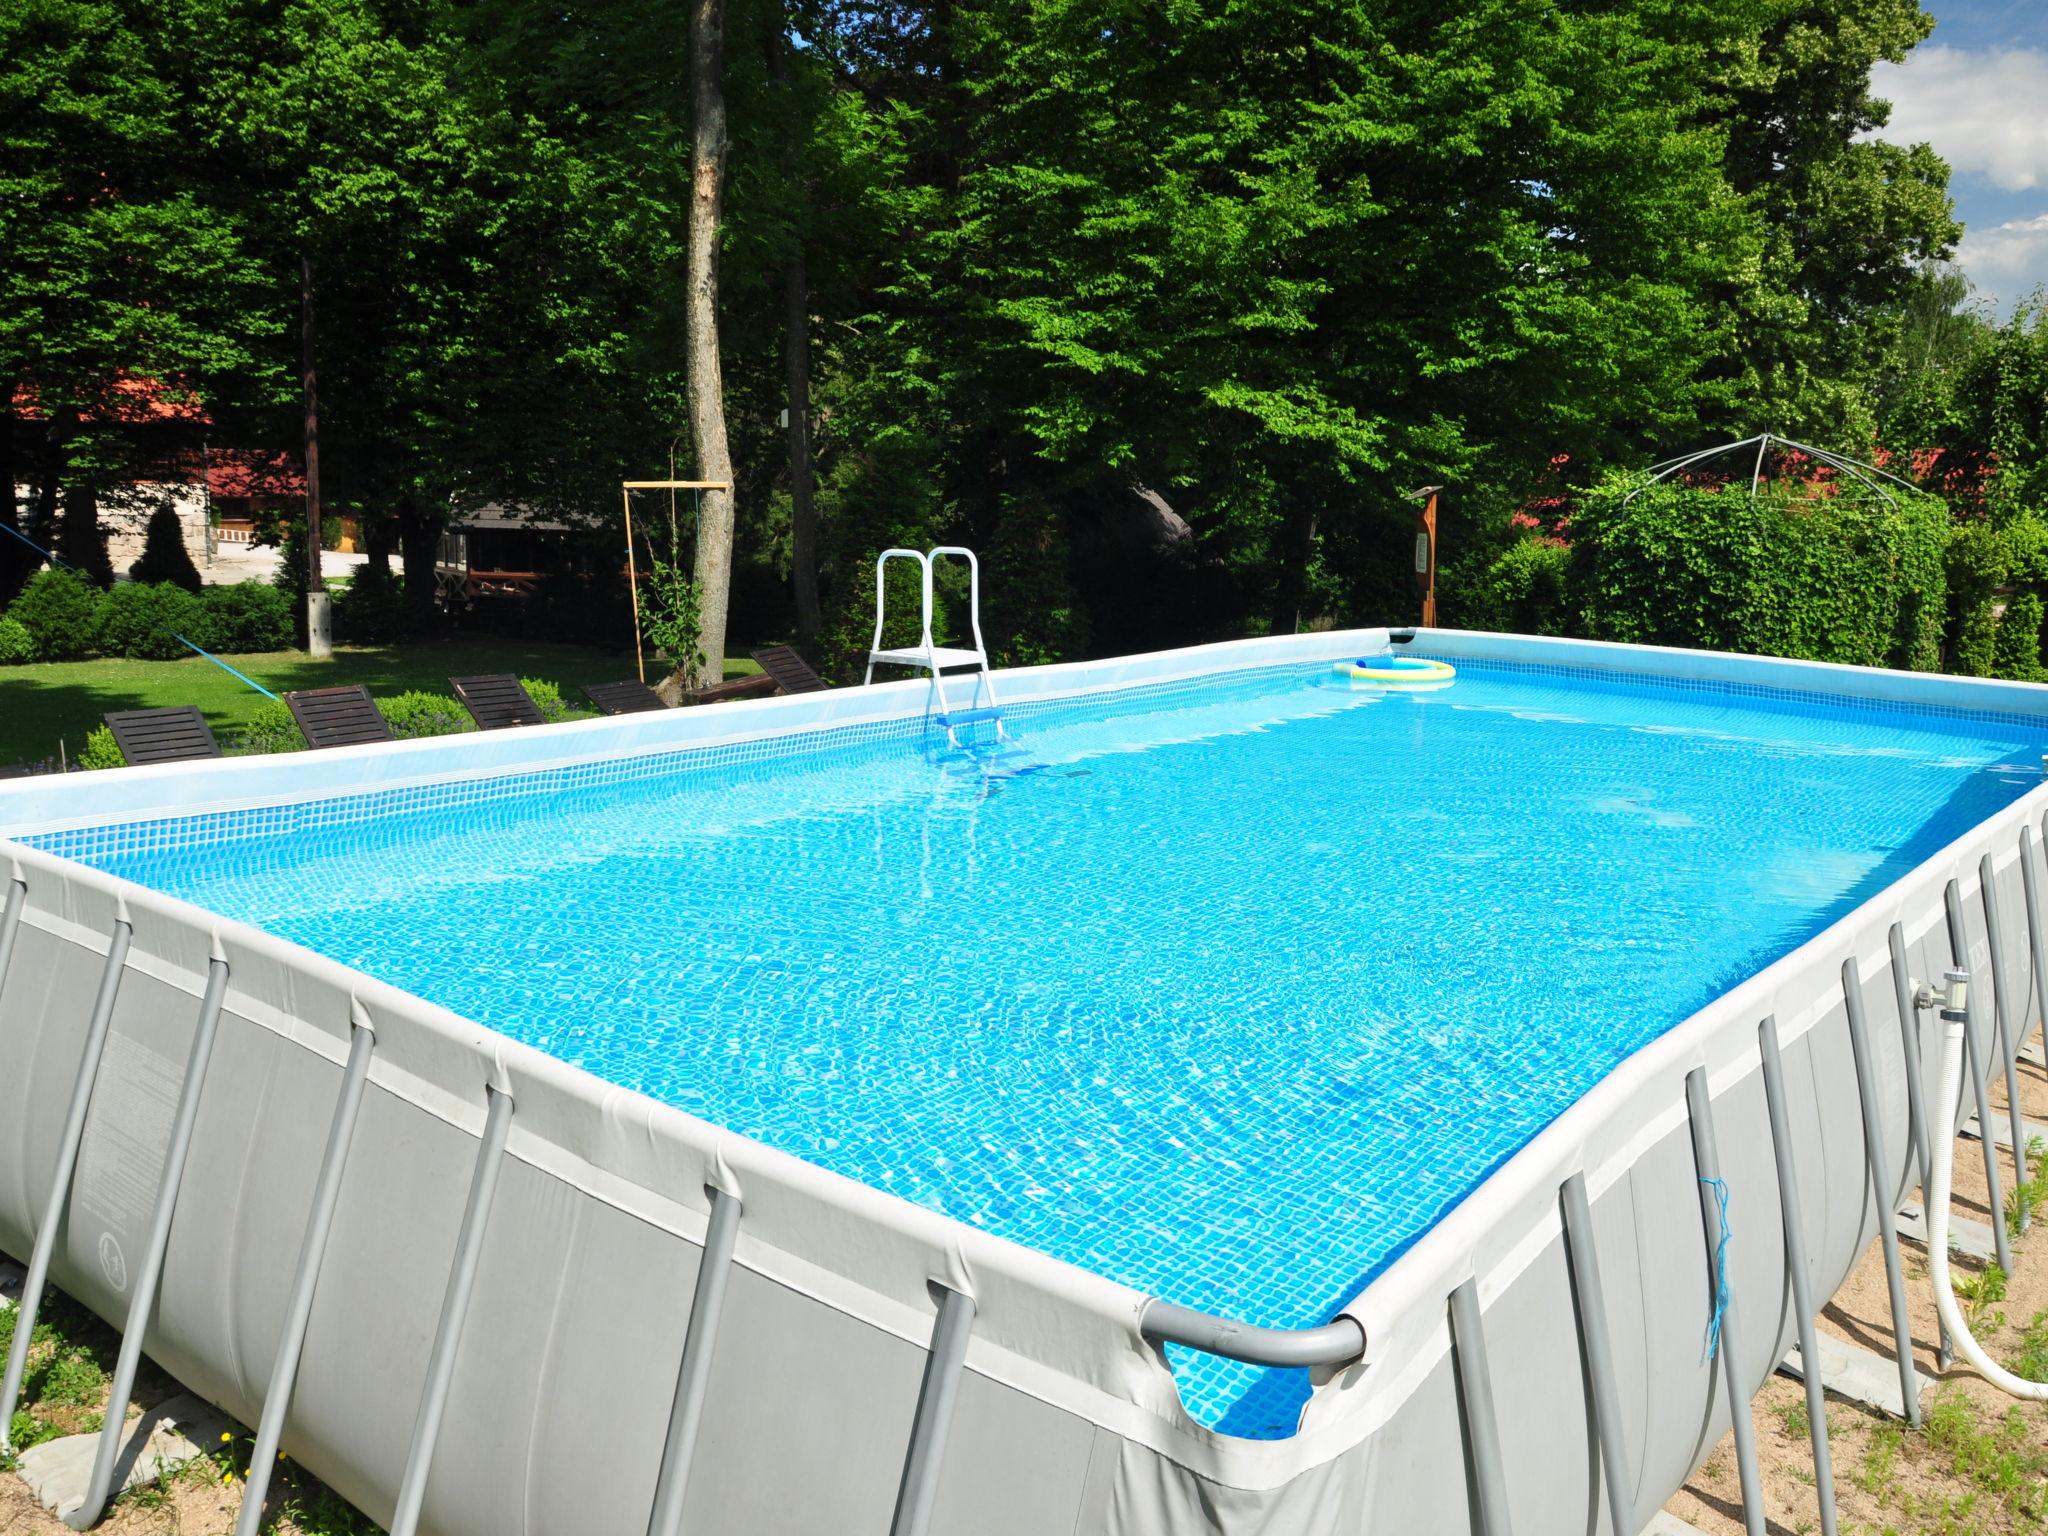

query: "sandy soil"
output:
1668 1045 2048 1536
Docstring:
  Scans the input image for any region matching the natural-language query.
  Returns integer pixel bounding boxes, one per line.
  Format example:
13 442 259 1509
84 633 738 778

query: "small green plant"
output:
1951 1262 2007 1333
2004 1134 2048 1237
1778 1398 1810 1439
640 559 705 679
232 698 307 755
1922 1387 2048 1523
77 724 125 770
0 614 33 662
378 690 473 739
519 676 585 725
2011 1308 2048 1384
1857 1417 1902 1501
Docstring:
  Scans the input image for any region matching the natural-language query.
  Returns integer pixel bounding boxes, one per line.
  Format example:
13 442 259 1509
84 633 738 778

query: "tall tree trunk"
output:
397 490 440 630
60 480 112 587
302 254 325 591
685 0 736 690
785 243 818 649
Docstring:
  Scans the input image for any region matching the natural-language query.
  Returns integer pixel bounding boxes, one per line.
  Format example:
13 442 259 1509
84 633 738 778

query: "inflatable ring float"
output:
1331 654 1456 690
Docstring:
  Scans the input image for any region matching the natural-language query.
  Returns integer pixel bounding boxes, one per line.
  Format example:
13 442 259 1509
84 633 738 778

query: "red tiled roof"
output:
11 374 211 425
207 448 305 499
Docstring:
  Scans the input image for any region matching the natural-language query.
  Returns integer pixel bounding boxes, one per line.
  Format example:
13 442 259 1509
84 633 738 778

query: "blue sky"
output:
1870 1 2048 315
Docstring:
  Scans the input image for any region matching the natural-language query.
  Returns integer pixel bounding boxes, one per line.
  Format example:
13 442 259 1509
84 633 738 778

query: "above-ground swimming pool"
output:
10 627 2048 1536
28 648 2048 1440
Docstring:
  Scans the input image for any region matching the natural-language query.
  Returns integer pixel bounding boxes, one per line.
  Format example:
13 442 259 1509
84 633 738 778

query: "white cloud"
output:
1871 45 2048 191
1956 212 2048 309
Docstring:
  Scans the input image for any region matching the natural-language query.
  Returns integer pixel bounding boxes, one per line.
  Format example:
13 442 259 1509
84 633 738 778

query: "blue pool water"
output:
46 658 2048 1436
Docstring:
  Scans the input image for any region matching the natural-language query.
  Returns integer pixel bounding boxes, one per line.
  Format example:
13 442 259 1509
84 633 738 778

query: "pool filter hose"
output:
1929 1016 2048 1401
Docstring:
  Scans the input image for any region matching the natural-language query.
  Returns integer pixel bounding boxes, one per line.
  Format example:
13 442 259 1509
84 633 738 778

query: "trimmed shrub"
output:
7 568 104 660
377 690 472 738
232 699 307 755
95 581 206 661
129 506 202 590
1574 477 1950 670
334 567 412 644
0 616 33 663
197 582 295 653
519 677 575 724
77 725 124 771
1995 591 2046 681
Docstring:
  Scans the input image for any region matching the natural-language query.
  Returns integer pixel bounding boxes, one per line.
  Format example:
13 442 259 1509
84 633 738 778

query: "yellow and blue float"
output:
1331 654 1456 690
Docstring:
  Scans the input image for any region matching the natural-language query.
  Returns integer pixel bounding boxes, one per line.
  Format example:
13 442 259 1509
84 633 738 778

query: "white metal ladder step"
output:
864 546 1006 747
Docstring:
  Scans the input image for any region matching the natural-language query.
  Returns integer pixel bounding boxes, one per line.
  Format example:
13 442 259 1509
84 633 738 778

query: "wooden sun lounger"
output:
286 685 395 749
583 679 669 716
102 706 222 765
750 645 826 695
449 674 546 730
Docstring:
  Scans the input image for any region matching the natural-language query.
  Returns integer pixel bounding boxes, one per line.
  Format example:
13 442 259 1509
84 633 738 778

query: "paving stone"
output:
1896 1200 2000 1263
1961 1112 2048 1153
1642 1512 1711 1536
1778 1335 1930 1420
15 1393 230 1521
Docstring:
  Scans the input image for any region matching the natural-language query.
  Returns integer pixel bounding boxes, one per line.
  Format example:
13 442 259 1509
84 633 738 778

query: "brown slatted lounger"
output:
583 679 669 716
103 706 221 765
286 685 396 749
449 674 547 730
750 645 826 695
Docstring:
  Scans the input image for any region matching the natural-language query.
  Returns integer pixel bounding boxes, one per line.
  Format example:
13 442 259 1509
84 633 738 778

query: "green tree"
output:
0 0 276 598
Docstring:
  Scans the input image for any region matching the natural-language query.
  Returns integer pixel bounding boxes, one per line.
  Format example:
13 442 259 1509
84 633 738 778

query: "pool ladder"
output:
864 546 1008 750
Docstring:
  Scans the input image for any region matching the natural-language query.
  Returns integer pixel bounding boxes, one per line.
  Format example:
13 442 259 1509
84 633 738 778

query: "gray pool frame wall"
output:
1 626 2045 1536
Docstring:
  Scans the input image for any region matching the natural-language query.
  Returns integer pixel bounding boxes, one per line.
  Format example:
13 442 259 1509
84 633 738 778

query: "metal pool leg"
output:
888 1285 977 1536
1757 1017 1839 1536
0 874 26 996
1560 1176 1632 1536
1888 923 1935 1205
1888 922 1949 1367
232 1023 375 1536
1685 1068 1764 1536
0 919 132 1448
388 1085 515 1536
2021 827 2048 1061
1980 853 2031 1217
1946 881 2015 1276
645 1187 744 1536
1448 1278 1514 1536
69 958 230 1531
1842 959 1922 1428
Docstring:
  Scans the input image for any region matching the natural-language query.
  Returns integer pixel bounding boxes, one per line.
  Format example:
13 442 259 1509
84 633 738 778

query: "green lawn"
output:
0 639 762 768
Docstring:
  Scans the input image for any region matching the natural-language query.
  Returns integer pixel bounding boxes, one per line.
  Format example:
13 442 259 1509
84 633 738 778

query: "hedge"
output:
1 573 295 662
1571 477 1950 671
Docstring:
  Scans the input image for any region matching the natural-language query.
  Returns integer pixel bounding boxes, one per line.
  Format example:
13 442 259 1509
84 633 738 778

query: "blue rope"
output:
1700 1175 1732 1362
172 634 281 701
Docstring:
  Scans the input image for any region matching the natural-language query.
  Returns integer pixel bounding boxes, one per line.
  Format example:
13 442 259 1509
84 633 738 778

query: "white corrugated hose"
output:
1928 1015 2048 1400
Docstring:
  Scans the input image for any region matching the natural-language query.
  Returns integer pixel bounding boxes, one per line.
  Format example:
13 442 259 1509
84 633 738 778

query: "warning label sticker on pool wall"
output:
76 1030 182 1293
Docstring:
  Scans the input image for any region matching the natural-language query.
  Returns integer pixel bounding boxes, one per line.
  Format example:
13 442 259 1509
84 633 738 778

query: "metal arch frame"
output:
1622 432 1923 512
